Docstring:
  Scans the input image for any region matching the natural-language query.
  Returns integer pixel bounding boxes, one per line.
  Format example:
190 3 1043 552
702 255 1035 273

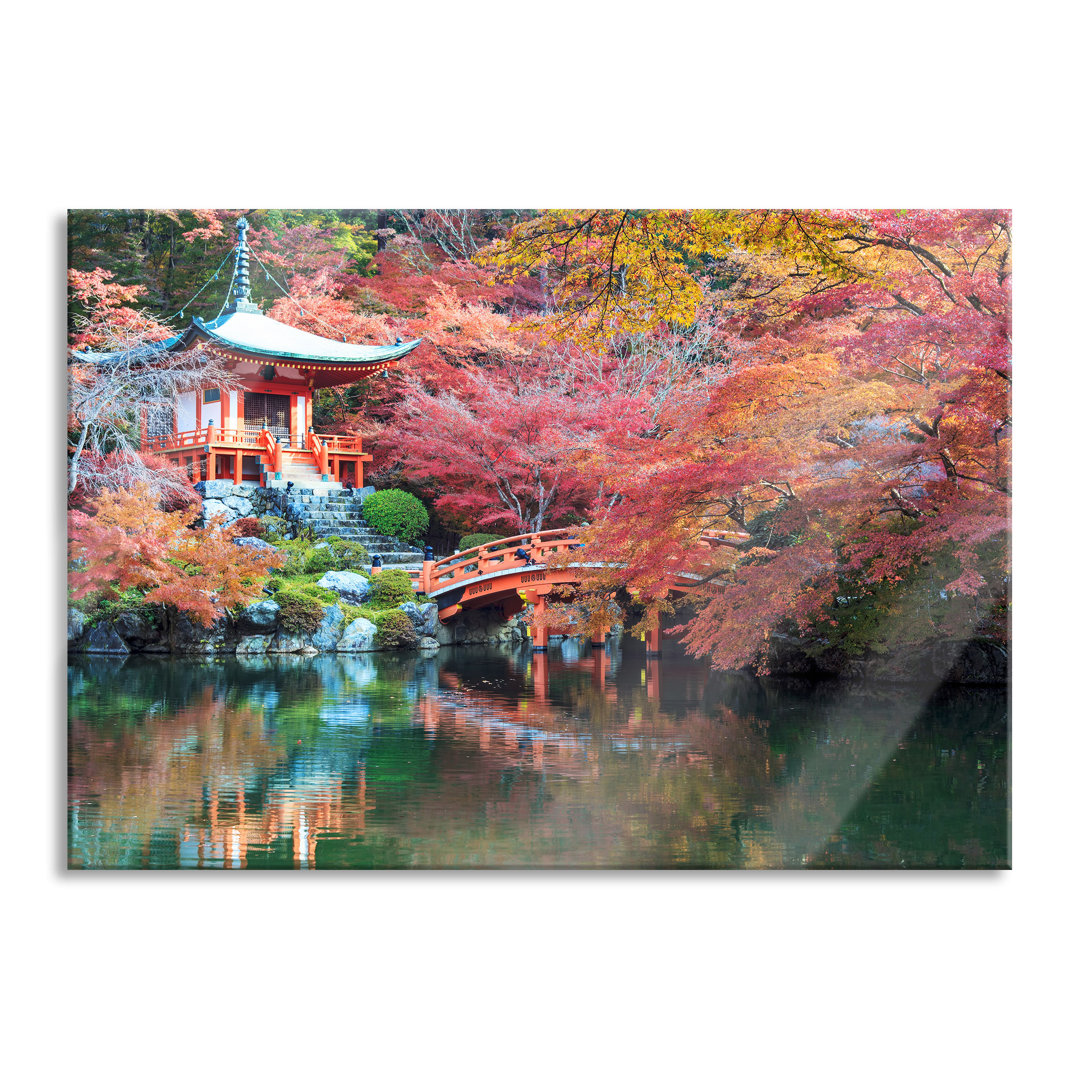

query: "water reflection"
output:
68 638 1009 869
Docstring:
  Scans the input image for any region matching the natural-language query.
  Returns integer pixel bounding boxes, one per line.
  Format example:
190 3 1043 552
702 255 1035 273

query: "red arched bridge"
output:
382 528 749 654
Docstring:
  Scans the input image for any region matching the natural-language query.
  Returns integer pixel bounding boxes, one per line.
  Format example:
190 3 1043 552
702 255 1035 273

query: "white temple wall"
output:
177 391 197 433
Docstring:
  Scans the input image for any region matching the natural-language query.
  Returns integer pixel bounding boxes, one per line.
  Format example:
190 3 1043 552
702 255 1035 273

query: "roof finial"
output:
227 216 259 314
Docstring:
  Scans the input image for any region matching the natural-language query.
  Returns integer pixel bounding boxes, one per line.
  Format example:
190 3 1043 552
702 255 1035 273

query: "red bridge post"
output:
531 595 549 651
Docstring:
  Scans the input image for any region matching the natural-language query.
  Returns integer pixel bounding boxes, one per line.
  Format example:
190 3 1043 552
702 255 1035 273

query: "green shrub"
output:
374 609 419 650
459 533 503 551
303 547 335 576
306 538 371 575
271 538 320 576
259 515 290 541
363 489 429 544
370 568 416 607
76 586 154 627
273 580 336 634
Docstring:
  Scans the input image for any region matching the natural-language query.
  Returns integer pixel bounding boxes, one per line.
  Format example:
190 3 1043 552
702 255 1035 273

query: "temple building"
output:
104 216 420 491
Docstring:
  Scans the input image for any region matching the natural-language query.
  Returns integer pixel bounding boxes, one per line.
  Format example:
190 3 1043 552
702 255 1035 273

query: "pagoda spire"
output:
227 216 260 314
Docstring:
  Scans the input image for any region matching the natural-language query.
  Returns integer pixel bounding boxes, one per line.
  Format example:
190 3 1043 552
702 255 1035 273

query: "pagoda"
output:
109 216 420 491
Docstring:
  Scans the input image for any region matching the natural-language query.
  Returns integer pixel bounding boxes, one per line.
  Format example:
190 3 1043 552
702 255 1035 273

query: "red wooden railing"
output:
259 428 281 474
420 529 582 594
143 426 266 453
409 527 750 596
309 431 330 476
314 433 365 454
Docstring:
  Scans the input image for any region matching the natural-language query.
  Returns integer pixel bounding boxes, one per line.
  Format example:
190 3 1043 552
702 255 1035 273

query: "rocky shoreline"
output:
68 589 530 657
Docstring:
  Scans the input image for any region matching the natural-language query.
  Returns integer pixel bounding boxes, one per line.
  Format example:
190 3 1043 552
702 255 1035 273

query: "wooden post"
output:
206 419 215 482
646 625 662 656
532 595 549 650
591 626 607 648
422 547 435 594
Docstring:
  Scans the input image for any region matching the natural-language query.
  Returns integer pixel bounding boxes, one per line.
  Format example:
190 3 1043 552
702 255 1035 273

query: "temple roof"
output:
172 311 422 365
71 215 422 376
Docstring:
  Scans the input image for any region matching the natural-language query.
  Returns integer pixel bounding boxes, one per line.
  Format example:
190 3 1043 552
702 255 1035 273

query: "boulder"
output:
195 479 243 499
112 610 166 651
311 605 346 652
233 536 278 553
317 571 371 604
418 635 440 652
201 499 236 525
170 612 232 653
67 609 87 645
236 634 272 655
338 617 377 652
270 631 317 654
236 599 281 634
399 601 439 637
85 623 129 654
223 494 254 515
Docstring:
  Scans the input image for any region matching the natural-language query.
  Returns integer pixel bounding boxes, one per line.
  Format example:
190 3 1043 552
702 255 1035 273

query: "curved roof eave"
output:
71 313 422 368
185 313 422 366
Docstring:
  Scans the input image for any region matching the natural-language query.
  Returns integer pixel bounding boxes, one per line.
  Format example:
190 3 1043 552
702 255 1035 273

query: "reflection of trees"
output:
68 649 1008 869
69 685 287 868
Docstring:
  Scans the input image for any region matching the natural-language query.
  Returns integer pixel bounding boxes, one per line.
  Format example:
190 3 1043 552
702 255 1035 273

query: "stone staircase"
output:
286 490 425 567
262 454 345 496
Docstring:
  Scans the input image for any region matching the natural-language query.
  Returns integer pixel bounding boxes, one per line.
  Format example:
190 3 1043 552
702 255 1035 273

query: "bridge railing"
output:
415 526 751 595
422 529 580 593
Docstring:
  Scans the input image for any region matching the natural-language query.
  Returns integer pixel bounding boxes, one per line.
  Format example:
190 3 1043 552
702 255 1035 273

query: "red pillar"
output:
531 596 549 650
591 625 608 648
646 625 662 656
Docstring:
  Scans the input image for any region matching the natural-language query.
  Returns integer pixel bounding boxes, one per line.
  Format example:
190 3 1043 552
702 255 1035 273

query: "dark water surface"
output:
68 639 1009 869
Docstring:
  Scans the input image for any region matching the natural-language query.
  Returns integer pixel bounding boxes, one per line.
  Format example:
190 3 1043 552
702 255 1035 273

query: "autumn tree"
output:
389 365 647 534
487 209 1011 669
69 485 285 626
67 267 236 502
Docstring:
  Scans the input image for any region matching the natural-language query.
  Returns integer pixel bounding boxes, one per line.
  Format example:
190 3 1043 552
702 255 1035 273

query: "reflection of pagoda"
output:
179 772 373 869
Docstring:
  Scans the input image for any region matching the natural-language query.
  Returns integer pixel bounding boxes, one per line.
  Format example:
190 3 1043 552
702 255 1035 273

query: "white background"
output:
4 3 1075 1077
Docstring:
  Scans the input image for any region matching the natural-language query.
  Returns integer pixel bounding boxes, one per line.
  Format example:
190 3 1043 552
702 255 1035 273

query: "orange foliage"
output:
69 486 285 625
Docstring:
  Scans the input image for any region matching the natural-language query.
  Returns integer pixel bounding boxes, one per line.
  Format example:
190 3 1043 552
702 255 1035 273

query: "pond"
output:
68 639 1009 869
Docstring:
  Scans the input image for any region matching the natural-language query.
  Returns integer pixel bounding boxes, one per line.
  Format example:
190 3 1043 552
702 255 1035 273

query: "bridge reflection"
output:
68 647 1008 869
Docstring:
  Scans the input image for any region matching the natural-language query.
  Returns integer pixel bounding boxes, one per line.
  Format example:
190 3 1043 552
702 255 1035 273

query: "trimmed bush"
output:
273 580 337 634
363 488 429 544
306 537 371 575
370 568 417 607
459 533 503 551
374 609 419 650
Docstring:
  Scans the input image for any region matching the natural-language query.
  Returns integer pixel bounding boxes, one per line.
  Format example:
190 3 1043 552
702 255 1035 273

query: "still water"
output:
68 639 1009 869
